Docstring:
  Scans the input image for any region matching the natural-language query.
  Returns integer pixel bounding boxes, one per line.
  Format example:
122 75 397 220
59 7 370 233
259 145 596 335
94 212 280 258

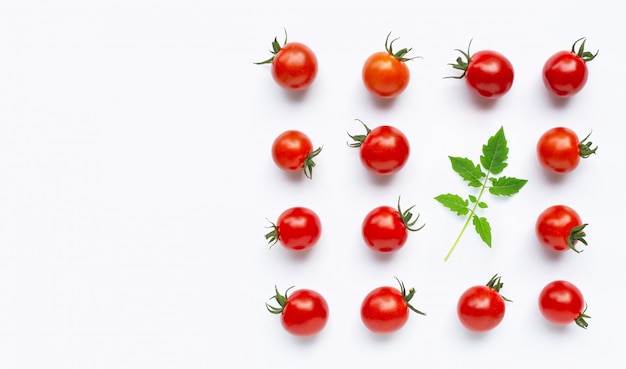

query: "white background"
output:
0 1 623 368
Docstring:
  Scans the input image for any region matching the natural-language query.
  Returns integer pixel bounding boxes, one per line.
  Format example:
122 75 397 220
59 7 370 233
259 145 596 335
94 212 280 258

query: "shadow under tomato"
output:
282 88 311 103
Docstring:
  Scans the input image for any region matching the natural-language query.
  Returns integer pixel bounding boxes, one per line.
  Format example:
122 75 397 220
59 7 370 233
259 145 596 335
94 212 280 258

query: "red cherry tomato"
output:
543 38 598 98
538 280 590 328
256 31 318 91
265 207 321 252
535 205 588 253
362 198 424 253
348 120 410 175
271 130 322 179
457 274 509 333
362 32 419 99
360 278 425 334
536 127 597 174
448 40 514 99
267 286 329 336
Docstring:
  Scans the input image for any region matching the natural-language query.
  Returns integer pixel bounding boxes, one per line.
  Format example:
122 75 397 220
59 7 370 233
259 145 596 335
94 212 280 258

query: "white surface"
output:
0 1 622 368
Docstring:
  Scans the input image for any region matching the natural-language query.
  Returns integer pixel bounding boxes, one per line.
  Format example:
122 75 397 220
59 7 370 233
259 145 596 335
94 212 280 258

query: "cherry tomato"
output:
267 286 329 336
536 127 597 174
360 278 425 334
271 130 322 179
362 198 424 253
538 280 590 328
457 274 510 333
447 40 514 99
543 38 598 98
348 120 410 175
362 32 419 99
265 207 321 252
256 30 318 91
535 205 588 253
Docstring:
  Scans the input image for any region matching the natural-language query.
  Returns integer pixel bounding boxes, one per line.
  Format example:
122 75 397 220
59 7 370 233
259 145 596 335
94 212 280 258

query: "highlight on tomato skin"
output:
361 197 425 253
266 286 329 337
542 38 598 98
265 207 322 252
538 280 590 329
271 130 322 179
535 204 588 253
456 274 510 333
536 127 597 175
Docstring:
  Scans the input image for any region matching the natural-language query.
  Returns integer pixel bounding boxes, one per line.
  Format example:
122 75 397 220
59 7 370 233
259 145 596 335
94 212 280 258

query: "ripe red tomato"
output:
457 274 509 333
535 205 588 253
271 130 322 179
360 278 425 334
536 127 597 174
362 32 419 99
265 207 321 252
267 286 329 336
362 198 424 253
348 120 410 175
543 38 598 98
256 31 318 91
538 280 590 328
447 40 514 99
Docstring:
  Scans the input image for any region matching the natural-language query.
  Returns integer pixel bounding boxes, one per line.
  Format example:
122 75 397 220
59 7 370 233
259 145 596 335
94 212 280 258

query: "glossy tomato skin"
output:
362 206 407 253
362 51 410 99
536 127 580 174
457 285 505 332
280 289 329 336
465 50 514 99
271 42 318 91
543 51 588 98
361 286 409 334
535 205 583 252
274 207 321 251
360 125 410 175
538 280 585 326
271 130 321 179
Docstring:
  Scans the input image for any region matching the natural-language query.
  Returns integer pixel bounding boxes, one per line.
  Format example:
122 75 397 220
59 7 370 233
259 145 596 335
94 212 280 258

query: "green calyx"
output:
384 32 420 62
579 132 598 159
568 223 589 253
397 196 425 232
303 146 322 179
346 119 372 148
266 285 294 314
486 274 512 302
254 29 288 65
572 37 598 63
446 39 473 79
575 304 591 329
264 220 279 248
395 277 426 316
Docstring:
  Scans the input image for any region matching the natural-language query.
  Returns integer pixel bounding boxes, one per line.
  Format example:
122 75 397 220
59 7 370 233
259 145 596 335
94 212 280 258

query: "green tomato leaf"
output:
480 126 509 175
449 156 485 187
478 202 488 209
489 176 528 196
472 215 492 247
435 194 469 216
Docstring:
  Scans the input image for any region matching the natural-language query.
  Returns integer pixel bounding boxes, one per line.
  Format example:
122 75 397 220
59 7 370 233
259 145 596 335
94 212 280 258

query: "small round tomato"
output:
256 30 318 91
267 286 329 336
447 40 514 99
538 280 590 329
537 127 597 174
348 120 410 175
535 205 588 253
362 32 419 99
543 38 598 98
457 274 510 333
271 130 322 179
360 278 425 334
265 207 321 252
362 198 424 253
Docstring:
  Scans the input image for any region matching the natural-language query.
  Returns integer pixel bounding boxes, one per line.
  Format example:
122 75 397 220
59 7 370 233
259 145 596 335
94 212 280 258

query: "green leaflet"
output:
435 126 527 261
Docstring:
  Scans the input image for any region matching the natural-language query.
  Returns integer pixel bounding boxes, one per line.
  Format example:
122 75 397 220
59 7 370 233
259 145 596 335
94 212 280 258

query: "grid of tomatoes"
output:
257 31 598 337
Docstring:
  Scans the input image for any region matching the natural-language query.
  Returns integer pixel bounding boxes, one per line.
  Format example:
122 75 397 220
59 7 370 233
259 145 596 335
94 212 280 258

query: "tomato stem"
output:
346 119 372 148
578 131 598 159
303 146 323 179
445 39 473 79
397 196 425 232
266 285 294 314
384 32 420 62
572 37 598 63
395 277 426 316
575 303 591 329
254 28 288 65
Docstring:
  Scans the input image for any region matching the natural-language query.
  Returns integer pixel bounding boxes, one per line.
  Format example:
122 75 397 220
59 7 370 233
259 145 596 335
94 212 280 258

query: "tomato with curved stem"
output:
538 280 590 329
447 40 514 99
457 274 510 333
347 120 410 175
536 127 597 174
255 30 318 91
265 207 321 252
360 278 426 334
362 32 420 99
362 197 425 253
535 205 588 253
543 38 598 98
271 130 322 179
267 286 329 336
